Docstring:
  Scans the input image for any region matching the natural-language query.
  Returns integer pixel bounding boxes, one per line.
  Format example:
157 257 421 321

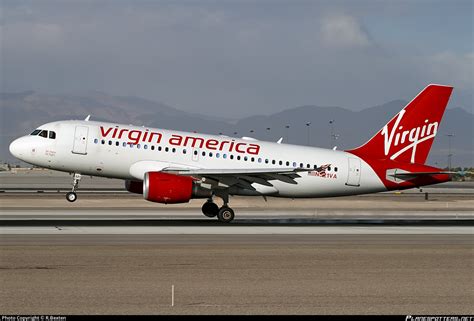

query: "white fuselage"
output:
10 120 387 198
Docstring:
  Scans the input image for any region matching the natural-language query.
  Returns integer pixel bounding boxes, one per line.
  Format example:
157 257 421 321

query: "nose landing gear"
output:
66 173 82 202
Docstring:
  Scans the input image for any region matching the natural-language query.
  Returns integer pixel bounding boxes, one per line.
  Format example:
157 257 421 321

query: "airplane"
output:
9 84 454 222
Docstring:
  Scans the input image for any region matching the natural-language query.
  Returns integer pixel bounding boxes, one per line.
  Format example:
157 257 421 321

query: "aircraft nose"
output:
9 137 26 159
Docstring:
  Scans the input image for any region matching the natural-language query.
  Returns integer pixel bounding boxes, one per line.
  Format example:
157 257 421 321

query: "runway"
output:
1 207 473 235
1 183 473 314
1 234 472 314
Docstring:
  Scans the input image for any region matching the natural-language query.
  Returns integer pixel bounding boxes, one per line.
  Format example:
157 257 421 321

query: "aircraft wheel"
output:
217 207 235 223
66 192 77 202
202 201 219 217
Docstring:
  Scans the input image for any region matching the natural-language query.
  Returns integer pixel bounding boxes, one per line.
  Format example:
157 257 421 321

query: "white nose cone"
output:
9 138 25 159
9 139 19 157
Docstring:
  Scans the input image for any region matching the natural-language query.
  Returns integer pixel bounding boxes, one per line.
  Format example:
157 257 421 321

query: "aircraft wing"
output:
163 167 308 190
130 160 327 191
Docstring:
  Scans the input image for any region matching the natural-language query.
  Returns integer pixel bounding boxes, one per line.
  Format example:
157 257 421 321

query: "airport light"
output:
285 125 290 143
446 133 455 170
266 127 271 140
305 122 311 146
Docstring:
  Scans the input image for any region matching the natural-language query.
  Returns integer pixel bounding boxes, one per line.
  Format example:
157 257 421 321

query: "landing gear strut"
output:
66 173 81 202
201 191 235 223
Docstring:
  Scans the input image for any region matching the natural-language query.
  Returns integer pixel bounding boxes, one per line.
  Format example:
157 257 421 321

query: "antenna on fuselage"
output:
84 115 91 121
277 137 283 144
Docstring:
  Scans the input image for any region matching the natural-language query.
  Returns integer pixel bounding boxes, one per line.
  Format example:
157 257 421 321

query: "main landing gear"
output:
201 193 235 223
66 173 81 202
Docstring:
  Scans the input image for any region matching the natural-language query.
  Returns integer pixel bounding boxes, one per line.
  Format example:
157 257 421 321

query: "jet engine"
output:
143 171 211 204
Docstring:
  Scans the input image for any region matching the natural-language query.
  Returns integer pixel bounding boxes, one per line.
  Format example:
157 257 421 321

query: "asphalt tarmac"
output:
1 234 472 314
0 171 473 314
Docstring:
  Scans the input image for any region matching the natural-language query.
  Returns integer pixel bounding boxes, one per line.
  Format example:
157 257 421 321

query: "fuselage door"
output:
72 125 89 155
346 157 361 186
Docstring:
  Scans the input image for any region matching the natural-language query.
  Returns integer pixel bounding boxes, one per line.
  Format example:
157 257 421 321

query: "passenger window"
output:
115 141 119 146
151 146 155 150
123 142 127 147
94 138 99 144
144 145 148 150
335 167 338 172
48 131 56 139
265 159 269 164
30 129 41 136
39 130 48 138
279 161 283 165
101 140 105 144
286 161 290 166
183 149 186 154
165 147 169 152
108 140 112 145
172 148 176 153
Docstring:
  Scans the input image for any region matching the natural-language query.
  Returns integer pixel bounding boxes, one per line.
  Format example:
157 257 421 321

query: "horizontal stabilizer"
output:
391 171 457 178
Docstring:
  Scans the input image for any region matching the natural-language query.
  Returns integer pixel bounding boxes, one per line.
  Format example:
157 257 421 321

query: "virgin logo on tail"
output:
381 109 439 163
347 84 453 165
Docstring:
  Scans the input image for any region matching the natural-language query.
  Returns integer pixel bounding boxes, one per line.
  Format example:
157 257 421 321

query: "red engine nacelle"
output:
143 172 211 204
125 180 143 194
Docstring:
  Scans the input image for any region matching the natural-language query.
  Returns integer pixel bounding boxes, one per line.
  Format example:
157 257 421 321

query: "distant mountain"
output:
1 91 472 167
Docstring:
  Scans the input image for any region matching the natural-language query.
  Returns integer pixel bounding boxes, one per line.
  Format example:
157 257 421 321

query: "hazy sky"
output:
1 0 473 117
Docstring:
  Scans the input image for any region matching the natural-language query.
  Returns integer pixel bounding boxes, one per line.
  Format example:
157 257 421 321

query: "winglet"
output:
277 137 283 144
84 115 91 121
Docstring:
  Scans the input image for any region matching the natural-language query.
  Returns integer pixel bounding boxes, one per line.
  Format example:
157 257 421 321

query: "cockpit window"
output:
30 129 41 136
38 130 48 138
49 131 56 139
